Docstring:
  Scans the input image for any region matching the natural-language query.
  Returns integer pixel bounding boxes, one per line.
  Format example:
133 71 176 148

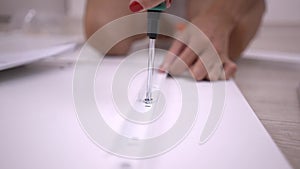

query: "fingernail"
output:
129 1 144 12
166 0 172 8
176 23 186 32
158 66 167 73
158 69 166 73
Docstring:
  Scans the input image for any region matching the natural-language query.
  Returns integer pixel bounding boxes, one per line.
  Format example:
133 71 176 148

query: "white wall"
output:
65 0 300 25
0 0 66 16
1 0 299 25
66 0 86 19
264 0 300 25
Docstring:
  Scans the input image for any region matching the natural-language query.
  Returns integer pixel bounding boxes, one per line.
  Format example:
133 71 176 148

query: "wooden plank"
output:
235 58 300 169
261 120 300 168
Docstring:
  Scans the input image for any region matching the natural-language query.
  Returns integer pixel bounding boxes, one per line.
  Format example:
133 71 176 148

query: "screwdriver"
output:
144 2 166 104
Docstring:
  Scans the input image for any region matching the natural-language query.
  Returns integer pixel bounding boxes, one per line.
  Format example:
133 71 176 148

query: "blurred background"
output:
1 0 300 52
0 0 299 168
0 0 85 34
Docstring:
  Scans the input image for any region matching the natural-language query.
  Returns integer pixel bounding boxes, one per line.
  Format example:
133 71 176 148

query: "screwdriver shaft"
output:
145 39 156 103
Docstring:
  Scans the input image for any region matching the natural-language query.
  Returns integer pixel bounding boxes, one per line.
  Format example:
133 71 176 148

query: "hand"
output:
160 13 237 81
129 0 171 12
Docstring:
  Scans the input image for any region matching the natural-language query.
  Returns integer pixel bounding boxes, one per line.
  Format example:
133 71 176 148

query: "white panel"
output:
264 0 300 24
66 0 86 19
0 0 66 16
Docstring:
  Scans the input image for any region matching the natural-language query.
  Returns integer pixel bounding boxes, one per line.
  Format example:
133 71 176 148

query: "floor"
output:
235 24 300 168
248 24 300 54
235 58 300 169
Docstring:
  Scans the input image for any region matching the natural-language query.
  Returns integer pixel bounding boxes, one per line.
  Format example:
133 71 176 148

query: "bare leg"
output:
187 0 265 61
85 0 141 55
228 0 265 60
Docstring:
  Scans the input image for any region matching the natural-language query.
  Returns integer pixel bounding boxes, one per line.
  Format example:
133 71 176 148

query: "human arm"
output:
161 0 266 80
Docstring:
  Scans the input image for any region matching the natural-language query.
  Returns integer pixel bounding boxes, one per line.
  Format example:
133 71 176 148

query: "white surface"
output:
263 0 300 25
243 49 300 63
0 49 292 169
0 32 80 71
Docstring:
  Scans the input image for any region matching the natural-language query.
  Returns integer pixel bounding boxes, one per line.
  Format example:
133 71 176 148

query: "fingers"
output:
190 49 220 81
166 45 236 81
190 59 207 81
160 40 185 72
223 60 237 80
191 58 237 81
169 47 197 75
165 0 172 8
164 37 211 80
161 20 236 81
129 0 171 12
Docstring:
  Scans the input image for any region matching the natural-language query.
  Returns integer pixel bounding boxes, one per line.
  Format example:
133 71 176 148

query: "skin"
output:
85 0 266 80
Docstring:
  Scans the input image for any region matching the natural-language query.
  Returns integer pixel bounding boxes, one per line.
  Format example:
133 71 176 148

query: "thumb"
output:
223 60 237 80
129 0 171 12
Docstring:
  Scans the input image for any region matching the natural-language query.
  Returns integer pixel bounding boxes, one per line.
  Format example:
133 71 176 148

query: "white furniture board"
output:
0 50 292 169
0 32 80 71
